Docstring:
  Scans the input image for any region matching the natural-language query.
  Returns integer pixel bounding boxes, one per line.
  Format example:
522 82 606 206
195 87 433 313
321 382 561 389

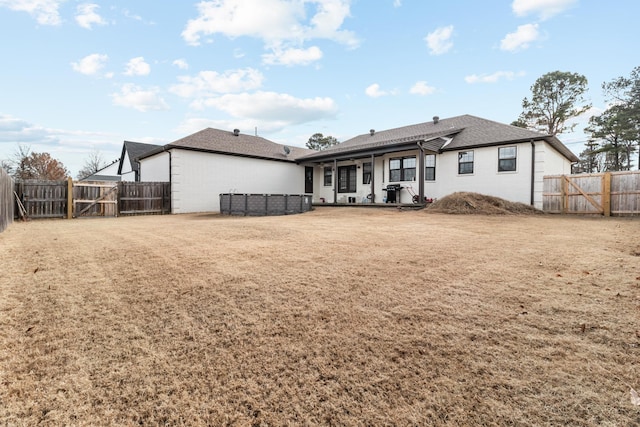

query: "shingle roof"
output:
298 115 579 162
139 128 313 162
81 174 121 182
81 159 121 182
119 141 161 174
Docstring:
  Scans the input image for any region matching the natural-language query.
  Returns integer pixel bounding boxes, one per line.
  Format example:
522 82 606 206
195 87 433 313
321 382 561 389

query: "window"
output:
389 156 416 182
363 162 372 184
498 146 517 172
323 167 332 186
458 151 474 174
425 154 436 181
338 165 357 193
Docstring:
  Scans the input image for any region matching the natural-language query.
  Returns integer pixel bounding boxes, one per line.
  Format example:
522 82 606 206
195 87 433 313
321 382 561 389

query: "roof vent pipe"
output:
370 129 375 136
433 116 439 124
233 129 240 136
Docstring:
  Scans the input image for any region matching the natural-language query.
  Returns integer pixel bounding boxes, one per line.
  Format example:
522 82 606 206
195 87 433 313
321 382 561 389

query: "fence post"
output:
602 172 611 217
67 177 73 219
561 176 568 214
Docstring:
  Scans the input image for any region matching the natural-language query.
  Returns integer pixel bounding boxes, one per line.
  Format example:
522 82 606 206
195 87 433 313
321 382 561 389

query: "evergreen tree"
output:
602 66 640 169
517 71 591 135
306 133 339 151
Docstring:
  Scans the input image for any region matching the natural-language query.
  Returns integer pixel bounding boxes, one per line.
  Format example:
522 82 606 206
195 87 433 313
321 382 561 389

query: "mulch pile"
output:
426 192 543 215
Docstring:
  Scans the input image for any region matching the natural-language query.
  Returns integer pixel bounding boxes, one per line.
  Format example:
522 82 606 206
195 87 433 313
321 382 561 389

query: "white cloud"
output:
181 0 359 63
305 0 358 48
409 81 436 95
464 71 525 84
0 114 57 143
365 83 393 98
182 0 296 45
0 0 64 25
123 9 141 21
425 25 454 55
170 68 264 98
512 0 578 20
0 113 121 176
172 59 189 70
71 53 109 76
393 0 402 7
188 91 338 124
110 84 169 112
124 57 151 76
122 8 155 25
75 3 106 29
262 46 323 66
500 23 540 52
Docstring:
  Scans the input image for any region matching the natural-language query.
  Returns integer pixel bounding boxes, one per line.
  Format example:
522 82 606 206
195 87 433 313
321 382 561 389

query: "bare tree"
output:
0 159 14 175
77 149 107 180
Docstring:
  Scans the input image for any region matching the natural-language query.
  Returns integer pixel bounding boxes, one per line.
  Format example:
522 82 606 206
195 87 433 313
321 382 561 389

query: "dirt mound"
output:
426 192 543 215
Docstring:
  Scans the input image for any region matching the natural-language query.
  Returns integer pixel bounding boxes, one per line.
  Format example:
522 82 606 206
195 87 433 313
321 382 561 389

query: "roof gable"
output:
118 141 161 174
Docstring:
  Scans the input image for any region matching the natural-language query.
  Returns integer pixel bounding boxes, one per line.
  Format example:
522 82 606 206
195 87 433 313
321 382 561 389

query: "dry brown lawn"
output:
1 206 639 426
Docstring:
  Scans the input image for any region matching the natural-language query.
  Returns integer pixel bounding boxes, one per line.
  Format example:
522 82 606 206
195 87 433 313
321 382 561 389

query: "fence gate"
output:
73 181 118 217
543 171 640 216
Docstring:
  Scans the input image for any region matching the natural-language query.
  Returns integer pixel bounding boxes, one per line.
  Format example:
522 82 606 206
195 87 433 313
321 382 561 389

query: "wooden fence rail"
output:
13 180 171 219
0 167 13 232
543 171 640 216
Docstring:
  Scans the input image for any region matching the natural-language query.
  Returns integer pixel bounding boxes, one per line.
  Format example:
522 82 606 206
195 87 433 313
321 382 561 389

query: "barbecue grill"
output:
384 184 402 203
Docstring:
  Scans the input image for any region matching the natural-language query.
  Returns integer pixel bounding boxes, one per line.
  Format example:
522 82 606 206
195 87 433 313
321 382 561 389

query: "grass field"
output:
1 207 639 426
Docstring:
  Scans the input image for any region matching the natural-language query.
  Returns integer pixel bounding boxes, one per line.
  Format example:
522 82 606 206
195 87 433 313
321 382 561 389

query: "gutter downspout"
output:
370 154 375 203
530 140 535 206
417 141 425 203
333 159 337 204
168 149 172 213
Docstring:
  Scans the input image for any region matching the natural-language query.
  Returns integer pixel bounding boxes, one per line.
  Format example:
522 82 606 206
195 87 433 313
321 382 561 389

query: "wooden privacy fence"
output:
14 179 68 219
0 168 13 232
118 181 171 215
543 171 640 216
13 179 171 219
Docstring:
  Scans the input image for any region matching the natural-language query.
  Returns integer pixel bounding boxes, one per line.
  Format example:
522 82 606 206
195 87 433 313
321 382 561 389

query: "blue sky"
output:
1 0 638 176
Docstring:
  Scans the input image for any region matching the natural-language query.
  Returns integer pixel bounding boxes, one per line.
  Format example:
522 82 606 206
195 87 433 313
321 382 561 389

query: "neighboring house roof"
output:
118 141 161 175
80 159 121 181
81 174 121 182
298 115 579 163
138 128 314 162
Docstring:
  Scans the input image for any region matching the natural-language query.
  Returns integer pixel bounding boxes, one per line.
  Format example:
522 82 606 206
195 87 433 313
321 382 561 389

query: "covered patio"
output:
299 130 453 206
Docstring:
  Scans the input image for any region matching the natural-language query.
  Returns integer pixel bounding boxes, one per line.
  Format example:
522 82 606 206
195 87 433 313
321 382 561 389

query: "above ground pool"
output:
219 193 312 216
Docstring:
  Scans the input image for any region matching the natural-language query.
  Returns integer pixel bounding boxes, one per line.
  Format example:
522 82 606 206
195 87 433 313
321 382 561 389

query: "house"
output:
137 128 313 213
80 158 121 181
297 115 579 209
135 115 578 214
118 141 161 182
